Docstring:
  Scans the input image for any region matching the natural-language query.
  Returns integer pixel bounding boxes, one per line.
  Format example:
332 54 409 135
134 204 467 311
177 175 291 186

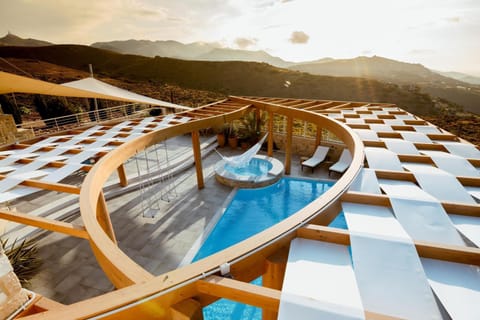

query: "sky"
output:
0 0 479 76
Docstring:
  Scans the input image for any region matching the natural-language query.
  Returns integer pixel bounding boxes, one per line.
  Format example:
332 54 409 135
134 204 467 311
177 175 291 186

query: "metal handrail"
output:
17 103 152 136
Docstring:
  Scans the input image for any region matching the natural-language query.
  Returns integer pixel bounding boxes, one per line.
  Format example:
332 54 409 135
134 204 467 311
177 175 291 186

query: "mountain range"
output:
91 39 292 68
0 33 479 114
0 32 52 47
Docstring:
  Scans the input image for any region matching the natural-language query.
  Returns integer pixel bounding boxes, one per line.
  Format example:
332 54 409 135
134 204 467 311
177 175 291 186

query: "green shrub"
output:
1 238 42 286
0 94 22 124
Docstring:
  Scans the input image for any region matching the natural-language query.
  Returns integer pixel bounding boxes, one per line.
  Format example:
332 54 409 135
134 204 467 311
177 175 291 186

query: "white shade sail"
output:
0 71 190 110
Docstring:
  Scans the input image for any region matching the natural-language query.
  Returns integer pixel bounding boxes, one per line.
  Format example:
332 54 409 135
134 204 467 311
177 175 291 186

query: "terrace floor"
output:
21 135 335 304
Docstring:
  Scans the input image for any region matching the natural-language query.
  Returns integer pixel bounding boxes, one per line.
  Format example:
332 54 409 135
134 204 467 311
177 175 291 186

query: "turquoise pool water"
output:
193 177 333 319
224 158 272 177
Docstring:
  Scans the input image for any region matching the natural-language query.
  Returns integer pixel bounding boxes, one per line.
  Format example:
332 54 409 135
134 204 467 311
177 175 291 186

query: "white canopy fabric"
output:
0 71 190 110
62 77 189 109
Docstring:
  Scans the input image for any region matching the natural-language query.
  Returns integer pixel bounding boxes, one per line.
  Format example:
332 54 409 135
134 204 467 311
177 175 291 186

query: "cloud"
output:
361 50 373 55
234 37 258 49
409 49 436 55
445 16 460 23
289 31 309 44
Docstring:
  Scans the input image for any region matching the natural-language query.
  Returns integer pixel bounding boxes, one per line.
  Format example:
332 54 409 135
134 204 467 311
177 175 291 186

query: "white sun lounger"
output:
349 168 381 194
342 202 442 319
421 258 480 320
301 145 329 172
403 164 476 204
328 149 352 176
278 238 364 320
381 138 419 155
440 141 480 159
365 147 403 171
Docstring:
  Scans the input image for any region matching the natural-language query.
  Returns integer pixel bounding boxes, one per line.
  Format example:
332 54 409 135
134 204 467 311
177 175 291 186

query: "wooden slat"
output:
0 174 81 194
0 209 89 239
341 191 480 217
297 224 480 265
196 275 280 312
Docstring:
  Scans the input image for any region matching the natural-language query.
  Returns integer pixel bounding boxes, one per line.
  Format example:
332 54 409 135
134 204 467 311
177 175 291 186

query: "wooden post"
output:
96 191 117 244
285 116 293 175
268 111 274 157
117 163 128 187
192 130 204 189
263 249 288 320
170 299 203 320
316 124 322 146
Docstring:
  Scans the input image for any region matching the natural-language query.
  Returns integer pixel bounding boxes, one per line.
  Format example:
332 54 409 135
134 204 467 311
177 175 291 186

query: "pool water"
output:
192 177 333 319
224 158 272 177
329 211 347 229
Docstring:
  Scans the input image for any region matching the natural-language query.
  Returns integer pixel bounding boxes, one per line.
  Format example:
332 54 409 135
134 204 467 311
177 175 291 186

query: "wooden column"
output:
117 163 128 187
170 299 203 320
285 116 293 175
263 249 287 320
315 124 322 146
96 191 117 244
192 130 205 189
268 111 274 157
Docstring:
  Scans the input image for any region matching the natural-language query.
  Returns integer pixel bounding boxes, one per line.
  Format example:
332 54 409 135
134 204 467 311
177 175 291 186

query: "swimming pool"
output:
214 155 284 189
224 157 272 176
192 177 334 319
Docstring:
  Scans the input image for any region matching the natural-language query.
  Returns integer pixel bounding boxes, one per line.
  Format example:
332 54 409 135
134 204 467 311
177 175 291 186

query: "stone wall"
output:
272 133 347 161
0 114 34 146
0 252 29 319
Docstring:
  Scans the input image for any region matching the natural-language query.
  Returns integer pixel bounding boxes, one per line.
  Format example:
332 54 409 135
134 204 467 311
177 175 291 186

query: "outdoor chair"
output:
328 149 352 176
301 145 329 173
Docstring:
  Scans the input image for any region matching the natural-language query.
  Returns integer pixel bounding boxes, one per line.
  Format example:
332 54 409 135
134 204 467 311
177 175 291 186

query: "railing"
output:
17 103 153 136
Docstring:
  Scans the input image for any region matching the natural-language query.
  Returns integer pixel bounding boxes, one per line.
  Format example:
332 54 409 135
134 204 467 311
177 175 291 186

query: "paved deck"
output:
22 137 335 304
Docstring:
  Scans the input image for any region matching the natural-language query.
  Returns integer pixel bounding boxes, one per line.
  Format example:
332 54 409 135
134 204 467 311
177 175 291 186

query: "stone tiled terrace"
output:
21 135 335 304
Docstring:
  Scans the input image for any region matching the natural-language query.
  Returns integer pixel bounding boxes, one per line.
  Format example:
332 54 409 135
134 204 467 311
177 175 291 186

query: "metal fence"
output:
17 103 152 136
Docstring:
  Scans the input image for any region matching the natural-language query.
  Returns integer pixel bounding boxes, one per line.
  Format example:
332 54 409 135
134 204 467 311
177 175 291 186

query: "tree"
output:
33 95 76 127
0 94 22 124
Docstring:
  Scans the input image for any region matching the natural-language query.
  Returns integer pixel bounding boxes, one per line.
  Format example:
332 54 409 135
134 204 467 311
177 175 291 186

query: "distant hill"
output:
1 44 478 145
91 39 292 67
289 55 460 85
435 71 480 85
288 55 480 114
0 32 52 47
92 39 214 61
0 44 439 116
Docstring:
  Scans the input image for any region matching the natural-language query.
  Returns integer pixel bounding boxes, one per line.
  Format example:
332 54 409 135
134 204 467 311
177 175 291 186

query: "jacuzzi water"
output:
192 177 334 320
224 158 273 177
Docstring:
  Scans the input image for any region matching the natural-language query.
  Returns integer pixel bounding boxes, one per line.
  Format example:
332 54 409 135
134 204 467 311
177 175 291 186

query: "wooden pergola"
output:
0 96 478 319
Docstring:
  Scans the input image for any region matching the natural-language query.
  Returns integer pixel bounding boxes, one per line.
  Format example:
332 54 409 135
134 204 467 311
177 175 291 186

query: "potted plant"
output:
239 111 266 146
214 124 229 148
227 123 238 149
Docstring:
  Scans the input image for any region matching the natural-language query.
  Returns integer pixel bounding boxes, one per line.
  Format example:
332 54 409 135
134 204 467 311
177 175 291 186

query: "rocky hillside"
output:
0 45 478 144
